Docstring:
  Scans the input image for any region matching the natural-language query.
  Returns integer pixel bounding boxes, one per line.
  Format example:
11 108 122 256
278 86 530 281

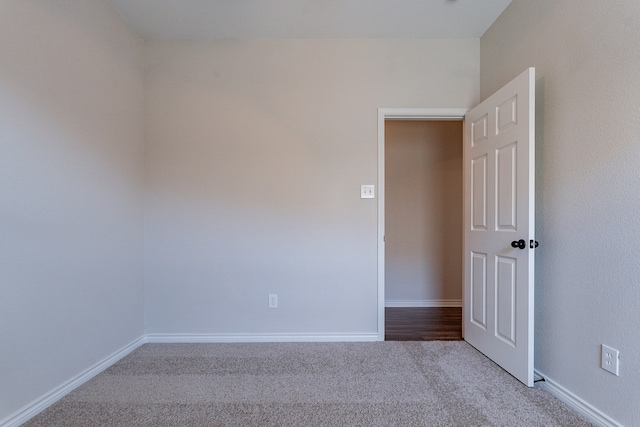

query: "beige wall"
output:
144 39 478 334
385 121 462 305
482 1 640 425
0 0 144 422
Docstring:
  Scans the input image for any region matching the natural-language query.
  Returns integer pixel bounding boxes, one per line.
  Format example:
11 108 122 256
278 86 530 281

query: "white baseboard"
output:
385 299 462 308
0 336 146 427
146 332 380 343
534 369 622 427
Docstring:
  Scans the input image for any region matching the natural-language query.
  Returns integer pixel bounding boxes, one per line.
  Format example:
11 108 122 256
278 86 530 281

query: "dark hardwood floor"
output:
385 307 462 341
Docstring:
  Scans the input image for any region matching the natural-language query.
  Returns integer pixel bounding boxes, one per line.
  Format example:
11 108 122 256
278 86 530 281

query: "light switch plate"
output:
361 185 375 199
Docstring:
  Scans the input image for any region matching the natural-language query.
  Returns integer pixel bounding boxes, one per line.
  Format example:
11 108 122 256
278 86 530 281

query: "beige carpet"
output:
24 341 593 426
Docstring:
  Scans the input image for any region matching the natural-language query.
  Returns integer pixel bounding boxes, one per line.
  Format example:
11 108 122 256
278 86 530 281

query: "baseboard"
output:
0 336 146 427
385 299 462 308
146 332 380 343
534 369 622 427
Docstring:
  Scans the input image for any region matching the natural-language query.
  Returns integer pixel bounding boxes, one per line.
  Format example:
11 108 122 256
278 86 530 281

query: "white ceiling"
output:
106 0 512 40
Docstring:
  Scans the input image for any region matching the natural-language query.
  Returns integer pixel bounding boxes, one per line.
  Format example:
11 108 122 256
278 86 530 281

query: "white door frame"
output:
377 108 469 341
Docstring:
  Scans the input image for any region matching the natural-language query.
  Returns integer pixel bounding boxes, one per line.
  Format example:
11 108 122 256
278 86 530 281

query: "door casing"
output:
377 108 469 340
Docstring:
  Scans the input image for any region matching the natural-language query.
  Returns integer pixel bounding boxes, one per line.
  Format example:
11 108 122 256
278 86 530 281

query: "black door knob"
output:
511 239 526 249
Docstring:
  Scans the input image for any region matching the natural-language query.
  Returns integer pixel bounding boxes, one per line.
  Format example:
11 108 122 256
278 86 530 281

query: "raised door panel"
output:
495 256 517 346
495 142 517 231
471 252 487 328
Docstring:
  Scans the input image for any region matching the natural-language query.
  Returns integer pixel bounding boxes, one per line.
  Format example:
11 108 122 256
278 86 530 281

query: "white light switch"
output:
361 185 375 199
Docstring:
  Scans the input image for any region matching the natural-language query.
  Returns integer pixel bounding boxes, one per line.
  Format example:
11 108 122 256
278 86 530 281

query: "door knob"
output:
530 240 539 249
511 239 526 249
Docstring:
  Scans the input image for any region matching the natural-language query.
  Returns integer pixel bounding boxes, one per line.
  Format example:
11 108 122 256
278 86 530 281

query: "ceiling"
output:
106 0 512 40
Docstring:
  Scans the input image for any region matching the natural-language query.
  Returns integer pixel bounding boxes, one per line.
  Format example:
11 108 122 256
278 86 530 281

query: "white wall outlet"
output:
361 185 375 199
601 344 620 376
268 294 278 309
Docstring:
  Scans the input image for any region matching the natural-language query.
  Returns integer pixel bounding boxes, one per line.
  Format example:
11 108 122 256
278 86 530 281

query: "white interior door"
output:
463 68 536 387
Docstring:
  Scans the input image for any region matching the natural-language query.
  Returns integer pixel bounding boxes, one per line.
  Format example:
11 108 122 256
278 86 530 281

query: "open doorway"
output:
377 109 467 341
384 119 463 340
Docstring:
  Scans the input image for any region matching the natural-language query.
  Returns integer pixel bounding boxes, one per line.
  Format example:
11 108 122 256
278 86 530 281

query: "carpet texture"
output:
24 341 593 426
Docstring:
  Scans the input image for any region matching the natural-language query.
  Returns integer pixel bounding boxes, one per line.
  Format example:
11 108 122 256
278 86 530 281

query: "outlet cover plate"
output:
601 344 619 376
268 294 278 309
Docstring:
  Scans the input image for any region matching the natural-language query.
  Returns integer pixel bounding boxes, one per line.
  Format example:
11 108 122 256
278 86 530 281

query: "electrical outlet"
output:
601 344 620 376
268 294 278 309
